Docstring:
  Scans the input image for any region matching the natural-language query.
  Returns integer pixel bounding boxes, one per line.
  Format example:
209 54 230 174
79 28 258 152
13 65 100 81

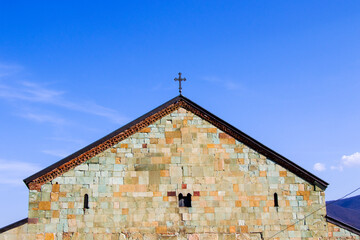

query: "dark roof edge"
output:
23 95 183 186
0 218 28 234
24 94 328 189
180 95 328 189
326 215 360 236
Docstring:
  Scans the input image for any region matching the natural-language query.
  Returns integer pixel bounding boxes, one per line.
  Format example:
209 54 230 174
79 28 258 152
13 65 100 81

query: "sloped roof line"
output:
326 215 360 236
0 218 28 234
180 95 328 189
23 95 328 190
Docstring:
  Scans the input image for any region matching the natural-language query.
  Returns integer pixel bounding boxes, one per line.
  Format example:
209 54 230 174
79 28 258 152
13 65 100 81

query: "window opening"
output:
84 194 89 209
274 193 279 207
178 193 192 207
179 193 185 207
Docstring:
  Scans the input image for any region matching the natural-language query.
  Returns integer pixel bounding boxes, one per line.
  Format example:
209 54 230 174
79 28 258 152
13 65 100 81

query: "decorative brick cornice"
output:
25 95 329 191
28 100 186 191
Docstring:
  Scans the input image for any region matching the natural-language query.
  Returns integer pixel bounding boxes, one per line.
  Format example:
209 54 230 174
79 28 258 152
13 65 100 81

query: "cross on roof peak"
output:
174 72 186 95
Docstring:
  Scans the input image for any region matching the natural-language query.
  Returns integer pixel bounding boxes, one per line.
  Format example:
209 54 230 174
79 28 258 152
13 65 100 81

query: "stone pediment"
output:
23 95 328 191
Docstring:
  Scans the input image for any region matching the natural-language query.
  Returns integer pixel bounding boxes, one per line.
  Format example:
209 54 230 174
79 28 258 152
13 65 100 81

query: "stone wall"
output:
1 107 358 239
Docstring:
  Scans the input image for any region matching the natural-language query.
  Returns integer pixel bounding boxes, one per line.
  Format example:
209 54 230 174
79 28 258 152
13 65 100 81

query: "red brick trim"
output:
28 101 184 191
24 95 328 191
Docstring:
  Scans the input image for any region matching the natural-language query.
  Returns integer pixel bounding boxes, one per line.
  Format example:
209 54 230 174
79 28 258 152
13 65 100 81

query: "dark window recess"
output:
84 194 89 209
274 193 279 207
178 193 192 207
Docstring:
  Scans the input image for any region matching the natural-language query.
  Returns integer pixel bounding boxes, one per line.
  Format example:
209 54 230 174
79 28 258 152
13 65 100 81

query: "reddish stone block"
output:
122 208 129 215
207 128 217 133
165 131 181 138
52 210 59 218
63 233 73 240
39 201 51 210
219 133 232 139
182 184 187 189
167 191 176 196
240 226 248 233
28 218 39 224
160 170 169 177
155 226 167 234
193 191 200 196
52 184 60 192
45 233 54 240
140 127 151 133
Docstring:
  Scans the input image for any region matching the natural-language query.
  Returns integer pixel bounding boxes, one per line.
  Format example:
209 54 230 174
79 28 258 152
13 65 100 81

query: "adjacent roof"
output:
326 215 360 236
326 195 360 233
24 95 328 190
0 218 27 234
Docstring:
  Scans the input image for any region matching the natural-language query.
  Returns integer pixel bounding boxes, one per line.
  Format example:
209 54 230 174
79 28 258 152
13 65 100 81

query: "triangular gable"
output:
24 95 328 191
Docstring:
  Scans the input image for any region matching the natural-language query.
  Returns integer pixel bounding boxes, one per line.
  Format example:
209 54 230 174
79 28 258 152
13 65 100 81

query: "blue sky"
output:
1 1 360 227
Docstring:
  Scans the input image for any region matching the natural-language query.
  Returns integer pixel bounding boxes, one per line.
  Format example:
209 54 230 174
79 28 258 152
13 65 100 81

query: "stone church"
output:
0 95 359 239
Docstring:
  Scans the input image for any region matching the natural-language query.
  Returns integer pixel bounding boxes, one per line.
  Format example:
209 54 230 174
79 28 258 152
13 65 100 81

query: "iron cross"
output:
174 72 186 95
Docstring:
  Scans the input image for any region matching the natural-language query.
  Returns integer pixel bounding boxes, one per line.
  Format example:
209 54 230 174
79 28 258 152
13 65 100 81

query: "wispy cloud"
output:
42 150 69 158
0 159 41 186
313 162 326 172
18 112 66 125
0 79 127 124
0 63 22 78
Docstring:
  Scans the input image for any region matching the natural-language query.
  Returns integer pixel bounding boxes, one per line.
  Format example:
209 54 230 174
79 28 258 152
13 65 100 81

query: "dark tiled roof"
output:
326 195 360 234
0 218 27 234
326 215 360 236
24 95 328 190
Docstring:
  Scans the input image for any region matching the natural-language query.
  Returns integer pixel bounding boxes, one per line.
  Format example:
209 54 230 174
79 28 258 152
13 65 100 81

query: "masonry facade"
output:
1 96 359 239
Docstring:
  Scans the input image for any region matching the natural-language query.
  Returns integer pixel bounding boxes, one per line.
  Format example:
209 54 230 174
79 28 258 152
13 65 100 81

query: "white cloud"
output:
330 152 360 171
0 80 127 124
0 159 41 186
313 163 326 172
19 112 66 125
0 63 22 78
341 152 360 167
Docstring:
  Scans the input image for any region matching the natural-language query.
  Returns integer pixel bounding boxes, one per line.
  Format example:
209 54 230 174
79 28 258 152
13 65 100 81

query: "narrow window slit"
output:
274 193 279 207
84 194 89 209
